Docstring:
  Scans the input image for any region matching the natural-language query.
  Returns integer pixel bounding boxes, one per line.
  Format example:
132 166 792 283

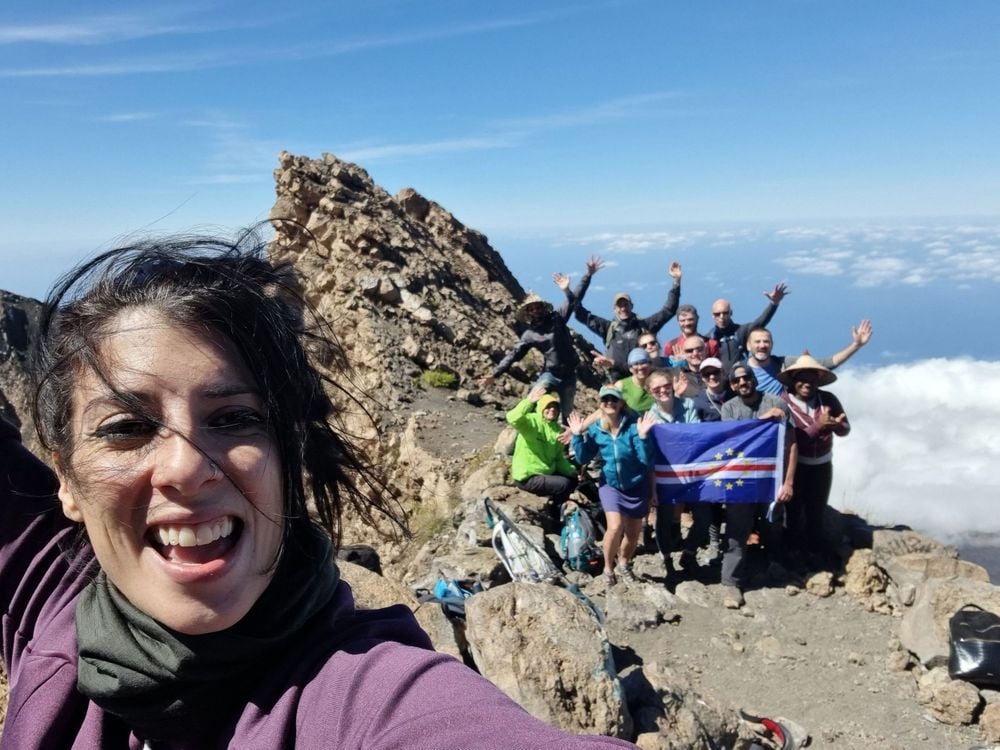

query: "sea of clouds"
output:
828 358 1000 543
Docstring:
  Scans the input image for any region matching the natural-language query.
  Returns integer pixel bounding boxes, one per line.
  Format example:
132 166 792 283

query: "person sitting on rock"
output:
644 368 704 585
777 355 851 572
719 363 798 609
478 266 594 417
506 385 579 510
573 259 683 381
706 284 789 372
664 304 718 364
568 387 656 587
745 320 873 395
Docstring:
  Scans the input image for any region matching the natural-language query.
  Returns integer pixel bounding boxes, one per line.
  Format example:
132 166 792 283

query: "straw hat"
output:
515 292 553 322
777 352 837 387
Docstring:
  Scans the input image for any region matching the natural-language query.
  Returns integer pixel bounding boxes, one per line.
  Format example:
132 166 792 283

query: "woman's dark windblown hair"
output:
32 229 397 554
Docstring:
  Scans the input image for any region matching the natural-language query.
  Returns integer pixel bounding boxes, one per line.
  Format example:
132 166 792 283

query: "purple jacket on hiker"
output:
0 418 634 749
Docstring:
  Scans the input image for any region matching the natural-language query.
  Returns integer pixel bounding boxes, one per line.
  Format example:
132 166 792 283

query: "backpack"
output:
560 502 603 574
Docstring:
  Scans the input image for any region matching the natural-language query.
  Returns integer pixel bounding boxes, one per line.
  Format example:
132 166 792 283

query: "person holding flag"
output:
644 369 703 585
568 387 657 587
718 363 798 609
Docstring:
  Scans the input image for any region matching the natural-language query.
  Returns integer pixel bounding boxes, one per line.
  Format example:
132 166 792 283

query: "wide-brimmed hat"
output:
777 352 837 387
515 292 553 322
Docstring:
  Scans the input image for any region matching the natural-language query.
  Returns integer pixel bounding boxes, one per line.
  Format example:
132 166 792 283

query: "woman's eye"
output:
91 419 157 443
209 409 266 435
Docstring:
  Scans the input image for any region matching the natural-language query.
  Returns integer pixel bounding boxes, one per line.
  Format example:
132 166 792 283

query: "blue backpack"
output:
560 503 603 574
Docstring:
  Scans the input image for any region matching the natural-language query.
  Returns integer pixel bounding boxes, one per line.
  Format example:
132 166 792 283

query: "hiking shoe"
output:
721 585 744 609
615 563 637 583
603 570 618 587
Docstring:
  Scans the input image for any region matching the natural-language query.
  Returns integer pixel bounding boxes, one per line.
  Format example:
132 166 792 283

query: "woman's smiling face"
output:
57 308 283 635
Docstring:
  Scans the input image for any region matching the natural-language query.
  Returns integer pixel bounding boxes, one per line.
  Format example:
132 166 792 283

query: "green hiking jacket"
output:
506 398 577 482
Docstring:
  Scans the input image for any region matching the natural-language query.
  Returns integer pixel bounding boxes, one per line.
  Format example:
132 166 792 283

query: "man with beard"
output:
745 320 873 395
707 284 789 371
719 363 798 609
574 260 683 380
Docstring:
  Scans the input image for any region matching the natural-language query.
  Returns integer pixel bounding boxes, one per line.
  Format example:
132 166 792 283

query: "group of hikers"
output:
481 257 872 609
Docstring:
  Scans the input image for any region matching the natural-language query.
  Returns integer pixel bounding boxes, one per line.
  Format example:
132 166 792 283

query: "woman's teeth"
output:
155 517 235 548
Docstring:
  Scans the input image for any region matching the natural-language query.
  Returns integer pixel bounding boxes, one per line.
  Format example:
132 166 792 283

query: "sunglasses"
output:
702 369 721 378
731 374 753 384
684 346 705 353
712 310 732 316
650 385 672 394
640 341 659 348
600 396 621 404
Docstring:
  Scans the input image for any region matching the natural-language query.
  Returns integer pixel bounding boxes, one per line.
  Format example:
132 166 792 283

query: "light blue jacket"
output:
571 412 651 492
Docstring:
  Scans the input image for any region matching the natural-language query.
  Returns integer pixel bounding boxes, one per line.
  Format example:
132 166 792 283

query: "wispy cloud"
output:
493 92 682 131
340 135 517 163
92 111 158 123
0 14 189 45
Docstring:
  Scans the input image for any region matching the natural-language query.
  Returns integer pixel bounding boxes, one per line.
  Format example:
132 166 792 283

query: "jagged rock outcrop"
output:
0 291 47 459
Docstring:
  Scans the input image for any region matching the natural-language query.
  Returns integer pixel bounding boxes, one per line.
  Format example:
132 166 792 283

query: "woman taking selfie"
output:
0 234 632 748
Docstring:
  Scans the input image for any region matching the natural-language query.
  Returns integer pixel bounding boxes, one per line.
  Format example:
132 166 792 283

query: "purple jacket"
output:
0 420 634 748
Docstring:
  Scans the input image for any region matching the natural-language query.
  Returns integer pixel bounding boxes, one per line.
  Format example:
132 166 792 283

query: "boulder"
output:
605 584 679 631
900 577 1000 667
339 561 462 659
883 552 990 589
916 666 982 725
980 702 1000 743
871 528 957 564
805 571 834 598
464 582 631 738
638 661 740 749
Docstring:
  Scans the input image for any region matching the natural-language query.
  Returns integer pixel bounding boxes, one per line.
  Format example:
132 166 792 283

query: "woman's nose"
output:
150 430 218 495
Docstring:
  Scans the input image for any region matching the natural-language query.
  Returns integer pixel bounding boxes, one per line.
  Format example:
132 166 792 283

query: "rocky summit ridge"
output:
2 153 1000 747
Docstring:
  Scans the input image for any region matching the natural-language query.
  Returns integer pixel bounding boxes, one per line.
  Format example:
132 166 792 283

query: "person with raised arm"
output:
707 282 789 371
506 385 579 510
573 259 683 380
745 320 874 395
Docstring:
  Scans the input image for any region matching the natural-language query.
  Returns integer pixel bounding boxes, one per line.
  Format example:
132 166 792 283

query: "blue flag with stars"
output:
652 419 785 505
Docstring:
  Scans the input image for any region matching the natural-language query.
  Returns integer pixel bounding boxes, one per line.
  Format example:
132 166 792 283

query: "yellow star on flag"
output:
737 450 745 458
714 452 723 460
736 479 744 487
725 482 734 490
726 447 734 456
714 479 722 487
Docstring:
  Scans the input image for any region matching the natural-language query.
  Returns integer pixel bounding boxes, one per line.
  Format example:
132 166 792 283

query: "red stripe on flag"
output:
656 461 777 479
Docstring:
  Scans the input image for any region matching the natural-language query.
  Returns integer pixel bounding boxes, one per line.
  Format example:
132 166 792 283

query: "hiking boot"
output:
615 562 637 583
603 570 618 587
721 585 744 609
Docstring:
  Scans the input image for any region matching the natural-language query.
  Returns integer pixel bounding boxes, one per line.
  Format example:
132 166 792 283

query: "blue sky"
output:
2 1 998 363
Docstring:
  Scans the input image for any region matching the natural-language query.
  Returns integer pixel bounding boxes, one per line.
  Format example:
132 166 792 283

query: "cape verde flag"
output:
652 419 784 505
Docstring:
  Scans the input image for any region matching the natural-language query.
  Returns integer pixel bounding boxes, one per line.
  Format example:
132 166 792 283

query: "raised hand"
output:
668 261 682 281
552 272 570 291
586 255 605 274
557 427 573 446
567 410 586 436
765 282 789 304
852 319 873 347
528 385 548 402
592 352 614 369
636 411 657 440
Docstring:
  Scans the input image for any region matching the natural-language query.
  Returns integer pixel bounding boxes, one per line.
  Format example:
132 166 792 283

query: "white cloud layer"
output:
829 358 1000 541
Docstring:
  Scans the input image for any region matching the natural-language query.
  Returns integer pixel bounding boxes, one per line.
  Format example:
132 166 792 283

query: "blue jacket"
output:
572 412 652 493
